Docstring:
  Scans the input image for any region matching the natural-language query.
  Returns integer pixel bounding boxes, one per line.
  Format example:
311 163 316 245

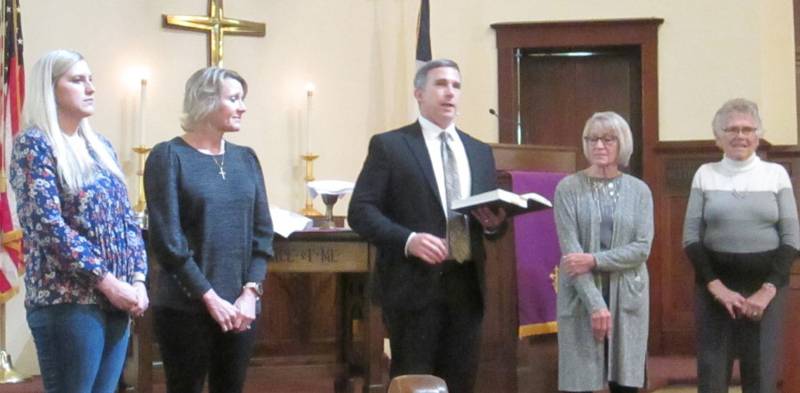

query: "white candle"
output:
139 79 147 147
305 82 315 154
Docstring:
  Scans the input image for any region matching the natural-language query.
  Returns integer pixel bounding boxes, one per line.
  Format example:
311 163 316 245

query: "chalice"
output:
306 180 354 229
320 193 340 229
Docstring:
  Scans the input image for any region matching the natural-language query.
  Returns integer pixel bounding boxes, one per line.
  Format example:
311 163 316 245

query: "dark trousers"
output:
695 284 787 393
153 307 258 393
382 262 483 393
570 381 638 393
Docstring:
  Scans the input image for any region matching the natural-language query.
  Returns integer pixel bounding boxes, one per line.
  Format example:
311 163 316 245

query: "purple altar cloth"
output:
511 171 567 337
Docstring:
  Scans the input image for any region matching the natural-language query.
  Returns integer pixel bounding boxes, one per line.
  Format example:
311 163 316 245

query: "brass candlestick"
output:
300 153 322 217
133 146 151 229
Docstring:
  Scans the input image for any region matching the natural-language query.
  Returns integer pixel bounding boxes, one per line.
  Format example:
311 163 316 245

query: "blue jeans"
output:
27 303 131 393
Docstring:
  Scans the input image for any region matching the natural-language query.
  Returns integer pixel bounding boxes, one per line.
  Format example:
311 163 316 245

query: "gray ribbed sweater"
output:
554 171 653 391
144 137 274 312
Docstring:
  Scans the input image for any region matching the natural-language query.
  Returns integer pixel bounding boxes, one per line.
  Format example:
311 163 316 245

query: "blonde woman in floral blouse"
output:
9 50 147 393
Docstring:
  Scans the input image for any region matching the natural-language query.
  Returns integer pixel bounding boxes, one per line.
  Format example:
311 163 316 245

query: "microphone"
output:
489 108 518 125
489 108 524 144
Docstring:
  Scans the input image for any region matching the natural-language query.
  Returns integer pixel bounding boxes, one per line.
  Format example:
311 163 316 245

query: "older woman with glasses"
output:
554 112 653 393
683 98 799 393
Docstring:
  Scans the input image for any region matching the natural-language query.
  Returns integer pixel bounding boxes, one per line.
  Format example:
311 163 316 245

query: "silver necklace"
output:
588 175 620 217
211 153 226 180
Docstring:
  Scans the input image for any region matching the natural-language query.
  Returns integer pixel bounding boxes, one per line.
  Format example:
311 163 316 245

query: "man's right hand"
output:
408 233 449 264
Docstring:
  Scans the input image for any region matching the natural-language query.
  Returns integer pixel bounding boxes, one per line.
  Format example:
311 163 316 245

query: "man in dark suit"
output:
348 59 506 393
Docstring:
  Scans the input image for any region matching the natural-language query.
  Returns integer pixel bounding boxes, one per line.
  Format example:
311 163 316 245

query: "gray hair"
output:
23 49 125 191
711 98 763 139
180 67 248 131
413 59 460 89
581 111 634 167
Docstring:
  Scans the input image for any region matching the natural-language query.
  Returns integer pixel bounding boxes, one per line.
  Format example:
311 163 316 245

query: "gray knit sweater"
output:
554 171 653 391
683 154 799 291
144 137 274 312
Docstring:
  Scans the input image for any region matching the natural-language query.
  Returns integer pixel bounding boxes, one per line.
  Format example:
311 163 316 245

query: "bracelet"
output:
243 282 263 296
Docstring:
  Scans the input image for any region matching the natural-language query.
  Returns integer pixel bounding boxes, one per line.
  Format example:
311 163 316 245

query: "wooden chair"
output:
387 375 448 393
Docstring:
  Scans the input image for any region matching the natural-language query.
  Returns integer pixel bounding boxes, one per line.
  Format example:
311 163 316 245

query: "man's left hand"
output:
471 206 506 231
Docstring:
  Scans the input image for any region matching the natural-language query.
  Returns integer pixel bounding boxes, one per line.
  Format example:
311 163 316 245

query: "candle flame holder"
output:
300 153 322 217
133 145 151 229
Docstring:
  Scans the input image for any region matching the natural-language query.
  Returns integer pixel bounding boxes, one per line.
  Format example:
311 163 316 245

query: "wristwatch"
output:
243 282 263 296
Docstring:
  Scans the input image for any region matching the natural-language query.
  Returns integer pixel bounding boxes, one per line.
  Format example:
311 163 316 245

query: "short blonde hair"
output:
581 111 634 167
180 67 248 131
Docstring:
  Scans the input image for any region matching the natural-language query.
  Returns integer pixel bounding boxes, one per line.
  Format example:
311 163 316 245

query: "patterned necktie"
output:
440 132 471 262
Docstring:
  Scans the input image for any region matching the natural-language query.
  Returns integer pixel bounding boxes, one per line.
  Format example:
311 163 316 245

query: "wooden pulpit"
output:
476 143 577 393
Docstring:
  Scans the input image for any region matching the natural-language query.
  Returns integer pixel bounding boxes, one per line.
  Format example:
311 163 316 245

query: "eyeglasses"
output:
583 135 618 145
723 126 758 136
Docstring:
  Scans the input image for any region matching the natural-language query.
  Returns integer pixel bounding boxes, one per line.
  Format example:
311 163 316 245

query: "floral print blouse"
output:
10 128 147 308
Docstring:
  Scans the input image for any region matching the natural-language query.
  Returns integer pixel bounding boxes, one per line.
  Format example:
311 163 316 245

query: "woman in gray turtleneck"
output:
683 98 799 393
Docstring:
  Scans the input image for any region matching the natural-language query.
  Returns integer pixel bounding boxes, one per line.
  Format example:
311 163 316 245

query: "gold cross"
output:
162 0 266 67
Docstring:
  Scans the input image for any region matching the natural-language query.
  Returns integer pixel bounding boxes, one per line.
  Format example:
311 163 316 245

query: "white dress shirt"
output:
404 117 472 255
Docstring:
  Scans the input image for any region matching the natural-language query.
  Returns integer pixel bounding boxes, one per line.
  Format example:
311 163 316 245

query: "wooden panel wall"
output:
649 141 720 354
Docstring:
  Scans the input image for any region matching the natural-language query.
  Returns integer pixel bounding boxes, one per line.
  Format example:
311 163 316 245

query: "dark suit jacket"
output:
348 121 502 311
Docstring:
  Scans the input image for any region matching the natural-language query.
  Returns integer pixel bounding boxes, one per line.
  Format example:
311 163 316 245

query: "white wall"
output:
5 0 796 375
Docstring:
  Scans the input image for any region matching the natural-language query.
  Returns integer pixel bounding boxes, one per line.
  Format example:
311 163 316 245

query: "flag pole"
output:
0 0 29 384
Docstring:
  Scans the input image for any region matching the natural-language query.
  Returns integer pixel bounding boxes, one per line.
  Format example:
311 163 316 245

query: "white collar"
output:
418 116 457 142
195 139 226 156
720 153 759 174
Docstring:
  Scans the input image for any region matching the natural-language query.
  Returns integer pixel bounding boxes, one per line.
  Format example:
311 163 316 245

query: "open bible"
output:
451 188 552 218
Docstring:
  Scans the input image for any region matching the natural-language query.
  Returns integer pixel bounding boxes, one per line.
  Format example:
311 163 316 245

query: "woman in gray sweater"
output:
145 67 274 393
554 112 653 393
683 98 799 393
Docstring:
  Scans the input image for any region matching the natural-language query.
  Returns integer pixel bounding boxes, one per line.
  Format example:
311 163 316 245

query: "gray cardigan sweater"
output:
554 172 653 391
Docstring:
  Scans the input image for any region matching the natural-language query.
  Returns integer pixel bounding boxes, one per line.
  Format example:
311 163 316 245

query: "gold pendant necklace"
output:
211 154 226 180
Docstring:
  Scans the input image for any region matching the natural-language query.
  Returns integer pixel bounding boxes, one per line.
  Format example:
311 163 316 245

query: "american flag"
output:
0 0 24 304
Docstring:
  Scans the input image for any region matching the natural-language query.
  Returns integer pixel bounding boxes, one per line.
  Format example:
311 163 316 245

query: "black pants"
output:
153 307 258 393
382 262 483 393
695 284 787 393
570 381 638 393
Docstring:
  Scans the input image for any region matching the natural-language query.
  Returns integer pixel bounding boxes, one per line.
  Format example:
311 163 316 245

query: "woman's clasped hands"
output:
203 288 258 333
707 279 775 321
96 273 149 317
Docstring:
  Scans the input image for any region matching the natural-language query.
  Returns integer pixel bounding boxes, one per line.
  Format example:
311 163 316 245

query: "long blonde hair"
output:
23 49 125 191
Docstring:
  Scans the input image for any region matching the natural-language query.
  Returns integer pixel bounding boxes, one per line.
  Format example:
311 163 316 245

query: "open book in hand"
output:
451 188 552 218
